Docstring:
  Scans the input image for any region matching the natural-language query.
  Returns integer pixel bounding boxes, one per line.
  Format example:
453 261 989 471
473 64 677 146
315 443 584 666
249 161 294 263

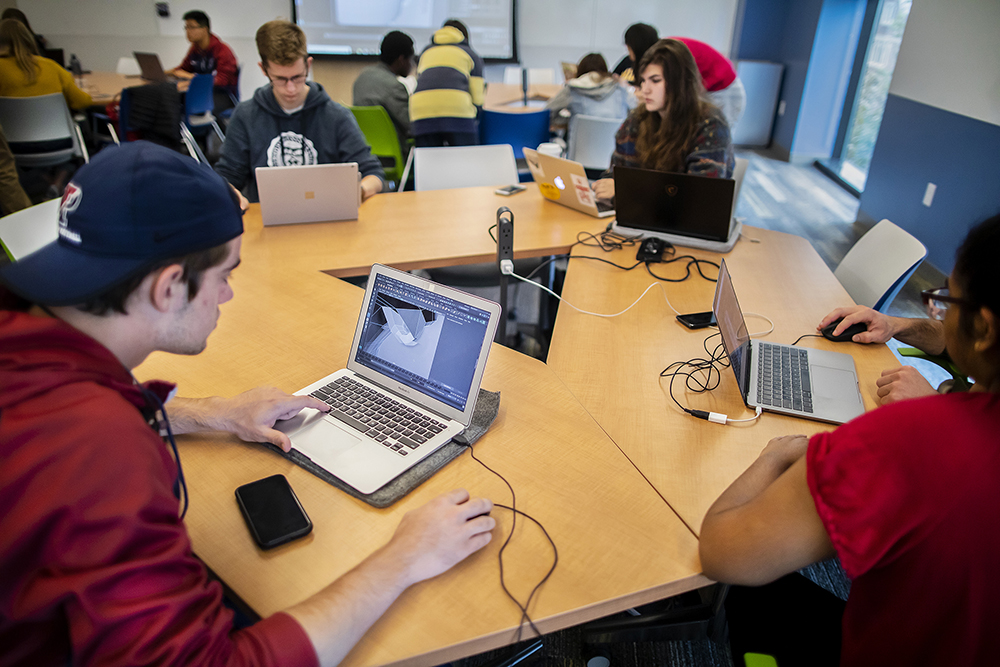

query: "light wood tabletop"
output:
546 227 900 535
485 83 562 112
242 185 608 277
79 70 143 103
134 262 706 667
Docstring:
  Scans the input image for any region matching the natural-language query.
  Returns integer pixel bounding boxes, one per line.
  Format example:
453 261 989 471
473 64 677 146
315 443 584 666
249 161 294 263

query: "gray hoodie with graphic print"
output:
215 82 385 202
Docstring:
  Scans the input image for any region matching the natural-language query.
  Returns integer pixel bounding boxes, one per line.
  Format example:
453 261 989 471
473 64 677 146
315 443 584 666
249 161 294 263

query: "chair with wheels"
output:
479 108 550 160
0 198 59 262
0 93 89 167
349 105 406 186
834 219 927 312
566 114 621 176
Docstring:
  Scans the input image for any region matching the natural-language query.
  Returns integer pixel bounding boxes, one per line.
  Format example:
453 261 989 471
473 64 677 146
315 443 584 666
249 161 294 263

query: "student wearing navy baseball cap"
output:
0 141 495 666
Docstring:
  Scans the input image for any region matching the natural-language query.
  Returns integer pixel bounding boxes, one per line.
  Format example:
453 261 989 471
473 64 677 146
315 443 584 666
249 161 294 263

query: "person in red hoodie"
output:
0 141 495 666
166 9 239 112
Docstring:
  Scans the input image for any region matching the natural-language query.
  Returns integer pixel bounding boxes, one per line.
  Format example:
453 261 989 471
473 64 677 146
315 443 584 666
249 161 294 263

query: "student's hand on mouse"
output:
875 366 937 405
214 387 329 451
817 306 894 344
592 178 614 201
760 434 809 471
384 489 495 587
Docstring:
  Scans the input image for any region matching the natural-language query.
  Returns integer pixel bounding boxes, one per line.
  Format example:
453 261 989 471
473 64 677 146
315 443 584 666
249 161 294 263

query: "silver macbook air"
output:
255 163 360 226
275 264 501 494
522 147 615 218
713 260 865 425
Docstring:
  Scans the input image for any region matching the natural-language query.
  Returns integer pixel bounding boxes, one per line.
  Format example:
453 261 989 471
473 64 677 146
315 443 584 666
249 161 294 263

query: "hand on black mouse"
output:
820 317 868 342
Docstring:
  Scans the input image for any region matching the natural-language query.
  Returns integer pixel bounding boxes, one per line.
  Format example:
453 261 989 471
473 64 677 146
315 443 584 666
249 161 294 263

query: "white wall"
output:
888 0 1000 126
516 0 738 77
19 0 739 97
19 0 292 100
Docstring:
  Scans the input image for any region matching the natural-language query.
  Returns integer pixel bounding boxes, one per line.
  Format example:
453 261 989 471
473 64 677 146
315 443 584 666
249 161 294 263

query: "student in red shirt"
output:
167 10 239 112
0 141 495 667
700 213 1000 665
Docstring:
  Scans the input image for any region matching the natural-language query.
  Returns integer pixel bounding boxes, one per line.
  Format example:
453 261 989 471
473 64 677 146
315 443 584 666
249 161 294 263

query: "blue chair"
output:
184 73 225 142
219 64 241 122
478 108 550 160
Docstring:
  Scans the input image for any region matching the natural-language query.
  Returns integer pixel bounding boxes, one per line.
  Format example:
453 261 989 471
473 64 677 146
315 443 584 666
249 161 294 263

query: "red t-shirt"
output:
670 37 737 92
808 392 1000 666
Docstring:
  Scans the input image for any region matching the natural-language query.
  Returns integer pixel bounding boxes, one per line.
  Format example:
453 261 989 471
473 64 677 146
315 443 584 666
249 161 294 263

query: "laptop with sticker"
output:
522 147 615 218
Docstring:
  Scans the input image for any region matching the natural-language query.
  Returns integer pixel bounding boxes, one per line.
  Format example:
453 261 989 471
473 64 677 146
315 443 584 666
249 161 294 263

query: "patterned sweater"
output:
602 108 734 179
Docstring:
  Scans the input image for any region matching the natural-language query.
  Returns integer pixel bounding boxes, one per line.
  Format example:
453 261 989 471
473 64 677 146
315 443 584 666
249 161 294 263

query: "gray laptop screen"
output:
354 273 491 411
713 260 751 396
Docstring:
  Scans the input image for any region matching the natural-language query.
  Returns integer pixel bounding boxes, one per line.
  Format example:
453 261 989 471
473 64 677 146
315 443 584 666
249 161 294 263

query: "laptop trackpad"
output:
811 365 860 401
287 414 361 471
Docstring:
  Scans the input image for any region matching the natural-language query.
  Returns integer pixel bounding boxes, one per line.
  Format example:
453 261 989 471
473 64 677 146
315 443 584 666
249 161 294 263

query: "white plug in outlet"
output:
923 183 936 207
777 100 786 116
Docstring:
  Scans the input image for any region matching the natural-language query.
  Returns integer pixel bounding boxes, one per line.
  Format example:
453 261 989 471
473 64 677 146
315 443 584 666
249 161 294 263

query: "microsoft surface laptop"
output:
255 163 360 226
275 265 501 494
522 147 615 218
133 52 173 82
713 260 865 425
612 166 735 243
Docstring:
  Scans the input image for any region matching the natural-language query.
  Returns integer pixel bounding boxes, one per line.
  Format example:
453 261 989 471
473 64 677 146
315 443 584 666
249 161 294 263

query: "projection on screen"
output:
294 0 514 59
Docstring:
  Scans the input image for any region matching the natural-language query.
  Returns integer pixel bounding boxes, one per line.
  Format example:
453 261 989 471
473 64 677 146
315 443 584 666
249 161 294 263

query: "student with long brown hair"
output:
592 39 733 202
0 18 92 109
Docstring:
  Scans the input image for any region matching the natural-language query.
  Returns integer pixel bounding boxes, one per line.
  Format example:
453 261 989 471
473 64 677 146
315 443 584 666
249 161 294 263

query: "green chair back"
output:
349 105 405 184
744 653 779 667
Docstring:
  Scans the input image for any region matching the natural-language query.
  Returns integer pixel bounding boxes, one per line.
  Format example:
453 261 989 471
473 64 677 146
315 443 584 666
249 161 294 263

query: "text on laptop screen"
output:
713 261 751 395
354 273 491 411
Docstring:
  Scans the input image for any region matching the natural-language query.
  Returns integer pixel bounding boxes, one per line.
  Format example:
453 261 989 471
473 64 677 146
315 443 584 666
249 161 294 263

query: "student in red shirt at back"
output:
166 9 239 114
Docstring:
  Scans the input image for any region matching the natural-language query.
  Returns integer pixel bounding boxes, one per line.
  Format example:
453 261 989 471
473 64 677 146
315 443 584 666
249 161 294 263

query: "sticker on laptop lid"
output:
538 182 560 199
570 173 589 190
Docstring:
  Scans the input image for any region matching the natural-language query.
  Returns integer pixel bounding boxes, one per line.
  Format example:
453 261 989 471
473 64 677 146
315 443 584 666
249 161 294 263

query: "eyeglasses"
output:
920 286 972 321
266 69 309 88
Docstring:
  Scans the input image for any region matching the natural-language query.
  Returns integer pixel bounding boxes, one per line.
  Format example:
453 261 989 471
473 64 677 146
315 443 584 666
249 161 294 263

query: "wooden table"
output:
485 83 562 112
241 185 607 278
134 254 706 667
547 227 900 534
79 71 142 103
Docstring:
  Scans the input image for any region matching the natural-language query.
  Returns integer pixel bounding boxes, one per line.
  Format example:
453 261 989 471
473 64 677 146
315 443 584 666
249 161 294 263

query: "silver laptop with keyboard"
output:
713 259 864 425
275 264 501 494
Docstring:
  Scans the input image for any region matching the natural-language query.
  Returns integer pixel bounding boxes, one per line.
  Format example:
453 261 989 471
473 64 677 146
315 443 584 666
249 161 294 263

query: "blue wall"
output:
768 0 824 156
737 0 790 62
793 0 866 157
858 94 1000 273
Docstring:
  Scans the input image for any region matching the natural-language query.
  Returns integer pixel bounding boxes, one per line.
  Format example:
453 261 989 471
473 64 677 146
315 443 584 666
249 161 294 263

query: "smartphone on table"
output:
495 184 526 196
235 474 312 550
676 311 717 330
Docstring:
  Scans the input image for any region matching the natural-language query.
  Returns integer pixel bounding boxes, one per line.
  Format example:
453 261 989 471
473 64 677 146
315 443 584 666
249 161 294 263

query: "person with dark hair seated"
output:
165 9 239 113
699 213 1000 665
612 22 659 84
353 30 416 158
0 141 495 666
0 8 46 55
546 52 634 134
592 39 734 203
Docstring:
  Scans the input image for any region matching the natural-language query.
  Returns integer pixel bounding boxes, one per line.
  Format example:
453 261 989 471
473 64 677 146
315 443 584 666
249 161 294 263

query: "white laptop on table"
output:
522 147 615 218
275 264 501 494
255 163 360 226
713 259 865 425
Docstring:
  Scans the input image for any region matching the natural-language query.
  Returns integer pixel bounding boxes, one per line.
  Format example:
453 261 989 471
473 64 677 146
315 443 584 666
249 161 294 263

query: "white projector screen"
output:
294 0 515 59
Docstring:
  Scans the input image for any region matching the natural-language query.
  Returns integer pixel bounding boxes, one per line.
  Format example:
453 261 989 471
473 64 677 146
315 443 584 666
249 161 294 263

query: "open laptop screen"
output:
712 260 751 397
354 273 491 412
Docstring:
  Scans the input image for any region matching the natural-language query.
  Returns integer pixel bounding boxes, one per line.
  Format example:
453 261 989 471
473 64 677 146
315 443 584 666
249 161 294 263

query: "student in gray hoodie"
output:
216 20 385 203
546 53 635 134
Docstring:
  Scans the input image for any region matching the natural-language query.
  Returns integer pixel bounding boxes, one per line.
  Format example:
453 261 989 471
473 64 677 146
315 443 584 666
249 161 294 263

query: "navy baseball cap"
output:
0 141 243 306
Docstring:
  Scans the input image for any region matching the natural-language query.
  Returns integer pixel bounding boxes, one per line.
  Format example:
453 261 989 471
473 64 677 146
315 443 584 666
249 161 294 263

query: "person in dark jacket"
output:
352 30 415 158
215 20 384 203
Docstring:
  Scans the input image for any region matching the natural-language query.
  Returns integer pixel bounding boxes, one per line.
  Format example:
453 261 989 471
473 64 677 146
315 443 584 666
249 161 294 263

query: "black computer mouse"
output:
820 318 868 342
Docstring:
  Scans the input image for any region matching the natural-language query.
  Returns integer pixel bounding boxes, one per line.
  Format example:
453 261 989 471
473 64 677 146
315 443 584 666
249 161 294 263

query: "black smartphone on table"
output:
676 311 717 329
235 474 312 550
494 184 526 196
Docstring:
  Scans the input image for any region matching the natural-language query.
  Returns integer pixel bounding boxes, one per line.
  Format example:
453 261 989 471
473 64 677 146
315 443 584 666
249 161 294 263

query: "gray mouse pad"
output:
262 389 500 508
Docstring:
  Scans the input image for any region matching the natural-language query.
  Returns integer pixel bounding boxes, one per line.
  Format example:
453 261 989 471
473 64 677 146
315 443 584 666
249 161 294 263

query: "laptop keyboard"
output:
756 343 814 413
310 376 448 457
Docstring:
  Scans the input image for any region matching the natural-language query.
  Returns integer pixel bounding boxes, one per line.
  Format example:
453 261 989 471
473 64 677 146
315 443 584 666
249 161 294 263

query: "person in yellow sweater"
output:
0 19 92 110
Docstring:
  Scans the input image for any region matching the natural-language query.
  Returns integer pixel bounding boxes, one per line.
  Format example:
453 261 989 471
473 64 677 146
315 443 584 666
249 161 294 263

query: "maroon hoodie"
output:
0 309 317 666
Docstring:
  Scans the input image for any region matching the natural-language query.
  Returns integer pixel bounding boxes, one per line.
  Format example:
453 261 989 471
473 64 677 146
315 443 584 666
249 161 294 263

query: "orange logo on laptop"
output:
665 185 678 196
305 191 315 199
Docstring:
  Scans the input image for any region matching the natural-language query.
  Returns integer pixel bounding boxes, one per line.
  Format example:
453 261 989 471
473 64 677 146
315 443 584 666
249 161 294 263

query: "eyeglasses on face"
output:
266 69 309 87
920 286 972 321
